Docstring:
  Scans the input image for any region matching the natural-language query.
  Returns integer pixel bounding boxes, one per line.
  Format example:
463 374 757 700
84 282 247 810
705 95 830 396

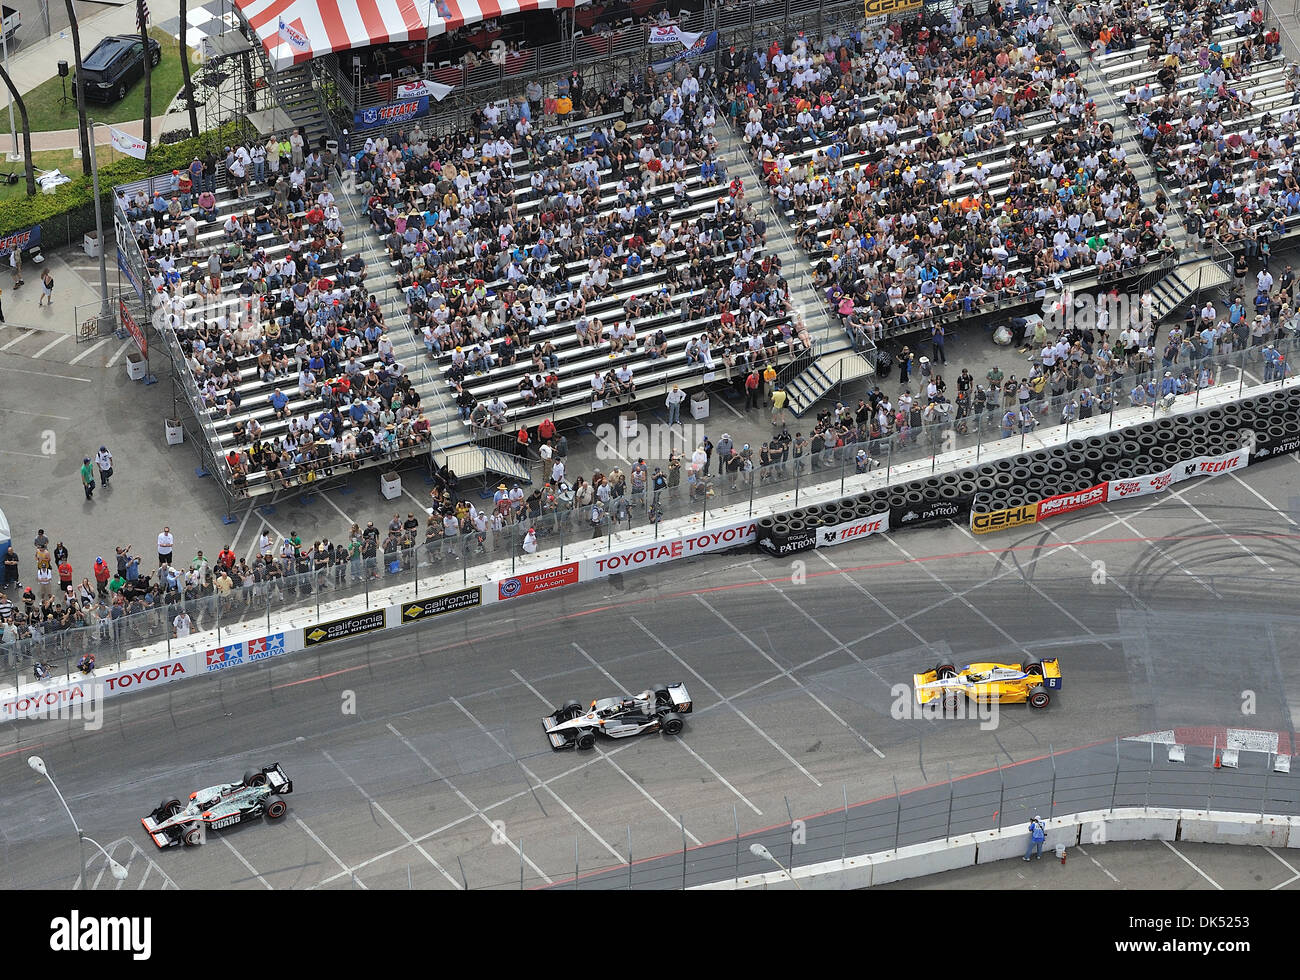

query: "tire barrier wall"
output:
755 385 1300 551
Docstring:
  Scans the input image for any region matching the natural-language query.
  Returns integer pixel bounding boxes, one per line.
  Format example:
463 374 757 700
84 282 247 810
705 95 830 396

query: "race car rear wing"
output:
1041 658 1062 690
262 762 293 794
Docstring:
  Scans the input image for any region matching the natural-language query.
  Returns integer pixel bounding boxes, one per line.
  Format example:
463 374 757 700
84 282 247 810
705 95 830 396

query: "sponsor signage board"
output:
498 562 579 600
401 587 483 622
304 609 387 646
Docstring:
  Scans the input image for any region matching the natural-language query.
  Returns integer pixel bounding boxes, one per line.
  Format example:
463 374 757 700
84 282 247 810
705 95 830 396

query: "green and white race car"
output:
141 763 293 848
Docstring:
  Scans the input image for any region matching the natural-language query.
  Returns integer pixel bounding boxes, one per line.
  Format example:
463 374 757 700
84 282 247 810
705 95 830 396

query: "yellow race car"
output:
913 658 1062 710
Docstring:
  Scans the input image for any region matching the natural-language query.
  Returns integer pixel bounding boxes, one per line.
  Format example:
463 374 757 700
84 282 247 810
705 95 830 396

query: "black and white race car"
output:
543 683 693 750
141 763 293 848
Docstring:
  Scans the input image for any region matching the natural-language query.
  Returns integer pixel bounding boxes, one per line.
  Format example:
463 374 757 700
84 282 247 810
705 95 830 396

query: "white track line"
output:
449 696 624 863
1230 472 1299 531
750 580 887 758
386 721 553 884
105 340 134 367
321 749 462 889
136 865 153 890
0 329 31 350
0 366 90 381
550 656 701 844
32 334 69 358
0 407 73 419
1169 482 1271 569
293 814 368 888
635 610 821 787
318 490 356 526
68 337 111 365
1160 839 1223 889
1074 843 1120 884
219 835 273 889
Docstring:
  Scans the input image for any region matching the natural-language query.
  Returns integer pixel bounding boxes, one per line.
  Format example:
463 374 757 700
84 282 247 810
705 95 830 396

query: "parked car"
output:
72 34 161 104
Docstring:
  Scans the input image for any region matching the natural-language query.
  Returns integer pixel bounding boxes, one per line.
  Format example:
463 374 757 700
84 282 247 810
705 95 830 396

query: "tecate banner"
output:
816 512 890 548
586 520 757 577
1170 448 1249 482
1035 483 1109 522
498 562 579 600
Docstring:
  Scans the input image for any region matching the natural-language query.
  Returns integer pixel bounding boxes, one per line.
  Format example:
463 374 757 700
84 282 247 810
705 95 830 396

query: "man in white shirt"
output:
173 610 193 638
157 526 174 566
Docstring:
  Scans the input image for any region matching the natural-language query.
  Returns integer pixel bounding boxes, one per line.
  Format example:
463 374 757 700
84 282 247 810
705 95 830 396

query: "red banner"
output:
1035 483 1109 522
498 562 579 600
120 299 146 358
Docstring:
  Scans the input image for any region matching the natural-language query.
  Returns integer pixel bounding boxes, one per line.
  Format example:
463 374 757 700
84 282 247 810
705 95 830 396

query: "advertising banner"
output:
400 587 483 622
1169 448 1249 483
304 609 387 646
1 655 196 720
1035 483 1109 522
1108 468 1174 501
584 520 758 578
205 632 286 672
756 524 816 557
864 0 922 14
0 224 39 257
120 299 146 358
1248 430 1300 460
117 246 146 305
888 497 971 530
498 562 579 600
816 512 890 548
650 29 717 71
971 502 1039 535
354 96 431 132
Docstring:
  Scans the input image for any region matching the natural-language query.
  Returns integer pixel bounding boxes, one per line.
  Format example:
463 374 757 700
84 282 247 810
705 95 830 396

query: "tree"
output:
179 0 199 138
63 0 92 176
0 63 35 197
137 0 151 153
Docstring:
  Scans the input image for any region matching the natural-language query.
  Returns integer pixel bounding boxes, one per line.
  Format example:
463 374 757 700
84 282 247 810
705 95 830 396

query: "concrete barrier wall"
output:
695 808 1296 889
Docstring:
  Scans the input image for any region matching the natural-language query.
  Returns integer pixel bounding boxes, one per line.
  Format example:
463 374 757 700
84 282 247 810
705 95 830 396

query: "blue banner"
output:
354 96 431 132
651 29 717 72
117 246 146 306
0 224 40 256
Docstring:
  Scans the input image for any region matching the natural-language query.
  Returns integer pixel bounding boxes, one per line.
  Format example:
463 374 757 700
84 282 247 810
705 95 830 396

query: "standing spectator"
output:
897 346 913 385
38 268 54 307
93 557 110 597
665 385 686 426
1023 815 1046 861
8 245 22 287
771 384 788 427
95 445 114 489
931 322 947 364
173 608 193 639
79 456 95 500
744 368 761 410
2 546 17 587
157 526 174 566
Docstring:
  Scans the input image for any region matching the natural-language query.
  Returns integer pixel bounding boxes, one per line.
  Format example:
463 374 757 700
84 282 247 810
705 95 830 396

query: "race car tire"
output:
867 496 890 516
1023 476 1045 498
1061 451 1086 472
575 730 596 751
904 488 926 508
942 689 962 713
244 770 268 787
1205 418 1226 436
1022 661 1043 681
660 712 685 736
992 471 1015 489
935 664 958 679
1028 460 1052 478
162 799 183 818
1082 447 1105 467
652 684 670 706
1027 687 1051 709
265 799 288 820
558 699 584 721
975 474 999 492
182 824 203 846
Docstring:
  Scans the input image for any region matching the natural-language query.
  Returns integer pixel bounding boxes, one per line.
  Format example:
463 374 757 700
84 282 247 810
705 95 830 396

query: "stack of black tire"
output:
757 388 1300 556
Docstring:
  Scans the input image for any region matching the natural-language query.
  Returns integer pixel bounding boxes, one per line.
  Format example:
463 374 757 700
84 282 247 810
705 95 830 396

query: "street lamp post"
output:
28 755 127 887
86 119 112 323
749 842 803 890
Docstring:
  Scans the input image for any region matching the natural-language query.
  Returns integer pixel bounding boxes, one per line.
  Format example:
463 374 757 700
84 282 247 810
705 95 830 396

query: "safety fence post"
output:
680 814 687 890
996 758 1004 831
945 762 954 842
841 785 849 864
627 826 633 891
1110 736 1121 813
891 773 901 852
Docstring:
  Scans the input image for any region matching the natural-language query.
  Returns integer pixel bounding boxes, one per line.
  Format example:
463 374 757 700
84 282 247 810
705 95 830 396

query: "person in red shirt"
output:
57 560 74 592
538 417 556 442
217 546 236 570
93 557 111 597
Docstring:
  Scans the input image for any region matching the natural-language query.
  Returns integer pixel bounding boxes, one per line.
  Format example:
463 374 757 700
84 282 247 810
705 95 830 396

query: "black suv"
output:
72 34 162 104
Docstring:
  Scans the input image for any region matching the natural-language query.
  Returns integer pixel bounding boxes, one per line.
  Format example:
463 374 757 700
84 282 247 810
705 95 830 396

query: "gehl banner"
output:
864 0 924 16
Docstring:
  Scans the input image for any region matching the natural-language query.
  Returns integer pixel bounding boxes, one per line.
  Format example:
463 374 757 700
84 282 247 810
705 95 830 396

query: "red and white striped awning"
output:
237 0 582 68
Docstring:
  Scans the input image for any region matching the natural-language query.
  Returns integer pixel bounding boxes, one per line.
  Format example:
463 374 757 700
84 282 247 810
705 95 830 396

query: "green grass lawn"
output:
3 27 190 134
0 148 80 201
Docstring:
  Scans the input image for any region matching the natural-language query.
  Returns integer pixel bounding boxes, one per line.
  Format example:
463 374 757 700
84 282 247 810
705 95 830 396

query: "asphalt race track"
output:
3 458 1299 890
